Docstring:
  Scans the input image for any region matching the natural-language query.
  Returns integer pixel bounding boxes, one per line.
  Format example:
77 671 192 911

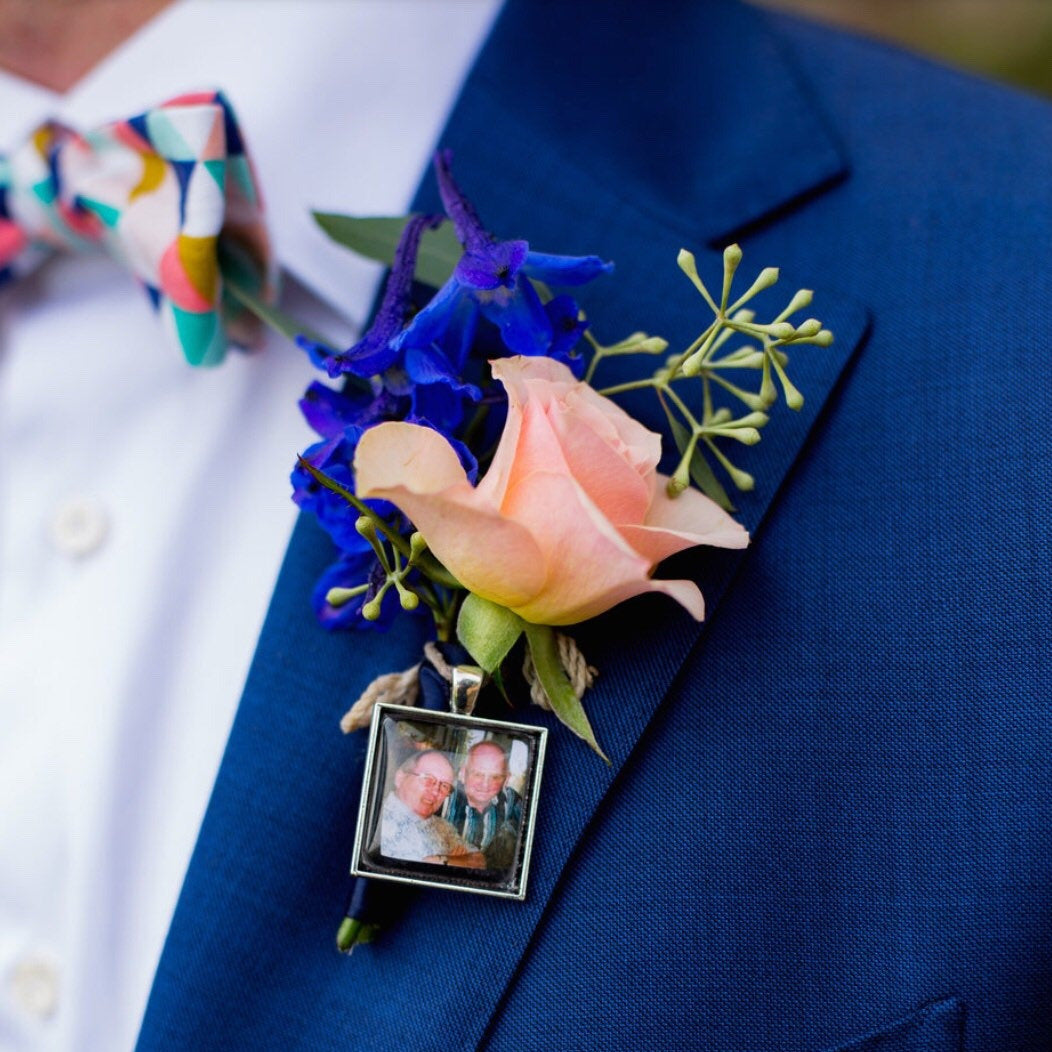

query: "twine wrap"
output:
338 641 460 732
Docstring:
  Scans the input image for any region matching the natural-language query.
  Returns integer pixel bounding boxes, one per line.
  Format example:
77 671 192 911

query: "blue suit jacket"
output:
137 2 1052 1049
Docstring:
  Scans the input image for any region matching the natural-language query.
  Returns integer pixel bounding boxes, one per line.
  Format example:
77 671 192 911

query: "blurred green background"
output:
752 1 1052 96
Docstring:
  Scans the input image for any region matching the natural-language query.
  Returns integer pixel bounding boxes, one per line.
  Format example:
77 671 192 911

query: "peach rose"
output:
353 356 748 626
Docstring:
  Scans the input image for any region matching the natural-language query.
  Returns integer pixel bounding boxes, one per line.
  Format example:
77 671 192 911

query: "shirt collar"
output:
0 69 57 142
1 0 500 329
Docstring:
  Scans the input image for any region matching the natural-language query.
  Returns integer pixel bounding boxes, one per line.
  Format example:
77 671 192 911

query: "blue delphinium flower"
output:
297 212 443 379
292 150 611 631
291 429 374 554
296 211 482 437
392 149 612 362
297 379 406 440
291 377 480 633
544 294 590 377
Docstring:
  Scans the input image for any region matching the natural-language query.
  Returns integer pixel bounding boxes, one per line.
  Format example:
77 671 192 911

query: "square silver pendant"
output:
350 703 547 900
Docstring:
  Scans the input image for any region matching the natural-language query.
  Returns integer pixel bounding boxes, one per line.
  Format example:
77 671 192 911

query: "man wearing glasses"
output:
379 751 485 868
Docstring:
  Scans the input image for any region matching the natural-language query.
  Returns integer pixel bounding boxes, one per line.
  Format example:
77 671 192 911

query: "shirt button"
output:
49 496 109 558
8 952 60 1020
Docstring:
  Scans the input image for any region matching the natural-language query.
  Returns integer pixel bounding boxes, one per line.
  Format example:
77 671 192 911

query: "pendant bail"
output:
450 665 484 716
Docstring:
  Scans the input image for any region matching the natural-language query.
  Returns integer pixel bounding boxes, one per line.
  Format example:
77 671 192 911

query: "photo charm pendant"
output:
350 679 548 900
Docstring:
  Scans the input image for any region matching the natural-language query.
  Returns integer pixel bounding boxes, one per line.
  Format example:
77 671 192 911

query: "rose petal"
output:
505 463 709 623
354 421 467 496
491 353 572 389
641 577 706 620
354 422 546 608
477 356 579 508
559 383 660 484
492 356 661 501
501 468 656 624
496 400 572 511
545 390 653 526
619 475 749 564
473 363 528 507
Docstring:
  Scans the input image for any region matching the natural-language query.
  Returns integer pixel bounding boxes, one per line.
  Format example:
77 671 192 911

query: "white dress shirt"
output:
0 2 498 1048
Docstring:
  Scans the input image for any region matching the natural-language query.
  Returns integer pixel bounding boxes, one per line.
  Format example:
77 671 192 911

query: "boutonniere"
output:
236 150 831 947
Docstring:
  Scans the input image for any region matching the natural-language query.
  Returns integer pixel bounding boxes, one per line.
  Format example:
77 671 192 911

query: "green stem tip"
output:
336 918 379 955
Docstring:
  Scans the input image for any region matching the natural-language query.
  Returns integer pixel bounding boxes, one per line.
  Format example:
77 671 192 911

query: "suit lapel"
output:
138 3 869 1049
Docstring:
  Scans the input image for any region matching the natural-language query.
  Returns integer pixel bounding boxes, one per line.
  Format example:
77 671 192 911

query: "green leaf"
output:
491 665 510 702
665 404 735 512
523 623 609 763
312 213 463 289
456 594 524 674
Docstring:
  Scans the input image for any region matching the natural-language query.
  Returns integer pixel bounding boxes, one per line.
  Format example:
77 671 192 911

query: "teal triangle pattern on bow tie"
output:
0 90 276 365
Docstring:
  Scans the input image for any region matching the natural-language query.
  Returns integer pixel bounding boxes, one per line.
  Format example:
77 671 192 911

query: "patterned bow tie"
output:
0 90 275 366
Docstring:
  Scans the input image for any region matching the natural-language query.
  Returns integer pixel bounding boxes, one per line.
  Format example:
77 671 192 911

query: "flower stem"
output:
297 457 412 558
661 382 701 431
596 377 659 397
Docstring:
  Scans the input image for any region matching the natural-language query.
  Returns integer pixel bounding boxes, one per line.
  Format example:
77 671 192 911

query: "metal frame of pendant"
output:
350 703 548 900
